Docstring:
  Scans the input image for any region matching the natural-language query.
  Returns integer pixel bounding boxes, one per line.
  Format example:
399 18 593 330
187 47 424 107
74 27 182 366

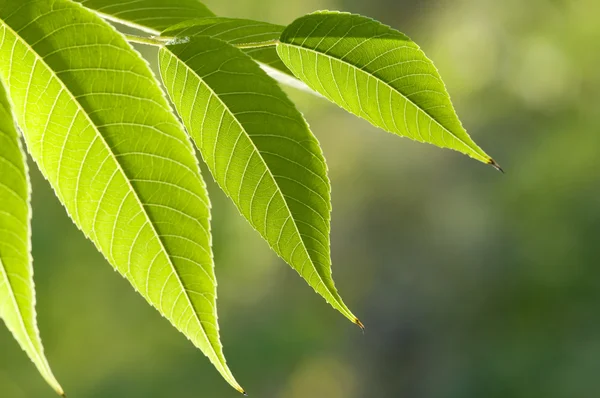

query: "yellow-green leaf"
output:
277 11 498 167
162 17 294 80
0 79 64 396
0 0 241 392
159 36 361 326
75 0 215 33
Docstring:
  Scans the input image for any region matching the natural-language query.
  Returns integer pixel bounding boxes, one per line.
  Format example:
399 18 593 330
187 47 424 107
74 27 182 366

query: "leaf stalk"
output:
234 39 280 49
124 34 279 50
124 34 170 46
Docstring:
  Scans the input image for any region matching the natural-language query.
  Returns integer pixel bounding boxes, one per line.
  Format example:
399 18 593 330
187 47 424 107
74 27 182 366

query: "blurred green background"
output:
2 0 599 397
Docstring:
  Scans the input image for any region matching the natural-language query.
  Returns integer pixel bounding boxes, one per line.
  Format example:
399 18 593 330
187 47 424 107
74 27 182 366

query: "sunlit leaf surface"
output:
159 36 361 326
75 0 214 33
277 11 496 166
163 17 294 79
0 0 241 392
0 79 63 396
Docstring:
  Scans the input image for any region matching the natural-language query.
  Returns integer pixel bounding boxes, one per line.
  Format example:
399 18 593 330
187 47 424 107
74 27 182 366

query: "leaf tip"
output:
44 373 64 397
355 318 366 333
488 158 504 174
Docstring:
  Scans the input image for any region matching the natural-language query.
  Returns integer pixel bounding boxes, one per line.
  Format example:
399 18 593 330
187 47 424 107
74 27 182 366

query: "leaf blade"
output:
0 0 241 391
0 79 64 396
75 0 215 33
159 36 360 325
162 17 294 79
277 11 495 165
77 0 316 95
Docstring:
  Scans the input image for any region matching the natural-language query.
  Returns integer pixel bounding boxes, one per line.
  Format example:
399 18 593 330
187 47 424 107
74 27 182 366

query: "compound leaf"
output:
0 79 63 396
75 0 214 33
159 36 361 326
0 0 241 392
277 11 498 167
76 0 314 94
162 17 295 80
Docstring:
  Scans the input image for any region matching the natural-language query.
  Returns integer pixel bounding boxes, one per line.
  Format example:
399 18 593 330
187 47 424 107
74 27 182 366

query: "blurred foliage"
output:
1 0 599 397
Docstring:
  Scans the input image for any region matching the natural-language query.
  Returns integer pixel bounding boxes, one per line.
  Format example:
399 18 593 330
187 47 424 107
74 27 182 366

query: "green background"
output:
1 0 599 397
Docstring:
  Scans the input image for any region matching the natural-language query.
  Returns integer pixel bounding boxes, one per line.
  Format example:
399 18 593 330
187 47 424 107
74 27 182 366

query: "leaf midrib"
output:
0 17 231 385
164 45 354 321
279 41 488 162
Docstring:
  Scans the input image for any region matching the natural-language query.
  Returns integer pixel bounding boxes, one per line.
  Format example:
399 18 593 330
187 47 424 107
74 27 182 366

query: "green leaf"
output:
0 81 63 396
78 0 315 95
159 36 361 326
0 0 242 392
75 0 215 33
162 17 294 80
277 11 498 167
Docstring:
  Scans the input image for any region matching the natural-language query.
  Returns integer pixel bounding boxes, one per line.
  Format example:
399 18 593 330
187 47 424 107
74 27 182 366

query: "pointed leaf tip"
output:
355 318 365 332
0 0 236 392
277 11 494 165
0 59 64 398
159 36 356 324
488 159 504 173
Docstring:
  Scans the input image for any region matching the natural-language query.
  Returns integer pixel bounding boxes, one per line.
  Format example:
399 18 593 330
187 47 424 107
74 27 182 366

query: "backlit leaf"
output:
75 0 214 33
159 36 361 326
162 17 294 80
0 79 63 396
277 11 497 167
78 2 315 94
0 0 241 392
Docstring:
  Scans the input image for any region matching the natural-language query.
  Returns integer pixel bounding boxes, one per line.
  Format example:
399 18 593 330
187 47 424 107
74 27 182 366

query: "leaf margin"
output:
0 78 64 396
276 10 501 169
158 35 363 328
0 0 243 393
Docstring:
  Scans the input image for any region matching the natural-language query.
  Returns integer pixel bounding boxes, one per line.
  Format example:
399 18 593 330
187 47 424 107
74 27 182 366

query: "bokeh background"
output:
2 0 599 397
